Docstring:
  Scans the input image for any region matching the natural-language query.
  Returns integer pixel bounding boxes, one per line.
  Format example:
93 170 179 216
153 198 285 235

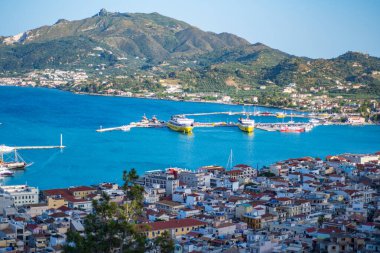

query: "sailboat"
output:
288 113 295 124
0 148 32 170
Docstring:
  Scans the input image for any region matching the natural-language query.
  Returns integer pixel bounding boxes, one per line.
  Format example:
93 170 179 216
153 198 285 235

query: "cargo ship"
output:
237 116 255 133
167 115 194 133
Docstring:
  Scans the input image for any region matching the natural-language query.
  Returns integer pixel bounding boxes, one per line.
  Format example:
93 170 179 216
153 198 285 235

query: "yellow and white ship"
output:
276 112 286 118
167 115 194 133
237 116 255 133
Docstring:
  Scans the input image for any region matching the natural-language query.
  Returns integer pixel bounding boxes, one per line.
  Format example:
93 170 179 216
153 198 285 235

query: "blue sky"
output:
1 0 379 58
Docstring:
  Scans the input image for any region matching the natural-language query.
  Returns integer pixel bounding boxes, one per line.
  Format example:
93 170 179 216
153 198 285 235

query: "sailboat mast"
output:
231 149 233 169
14 149 18 162
226 149 233 170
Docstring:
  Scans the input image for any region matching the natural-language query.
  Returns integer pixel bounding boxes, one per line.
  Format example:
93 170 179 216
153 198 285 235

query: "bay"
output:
0 86 379 189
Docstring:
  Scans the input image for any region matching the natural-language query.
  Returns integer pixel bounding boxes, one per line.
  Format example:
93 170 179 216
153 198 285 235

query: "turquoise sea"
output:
0 86 379 189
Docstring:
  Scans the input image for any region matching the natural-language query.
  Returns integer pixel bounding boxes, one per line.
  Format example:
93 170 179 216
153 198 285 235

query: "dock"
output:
96 125 132 132
0 134 65 153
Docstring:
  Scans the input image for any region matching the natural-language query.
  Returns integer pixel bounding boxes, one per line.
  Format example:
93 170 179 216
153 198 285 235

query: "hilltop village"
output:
0 151 380 252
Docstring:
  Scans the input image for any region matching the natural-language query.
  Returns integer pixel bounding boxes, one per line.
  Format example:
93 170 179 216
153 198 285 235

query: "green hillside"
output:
0 9 379 105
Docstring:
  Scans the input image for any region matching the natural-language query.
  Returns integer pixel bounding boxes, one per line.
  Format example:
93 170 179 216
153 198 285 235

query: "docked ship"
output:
237 116 255 133
280 125 305 133
167 115 194 133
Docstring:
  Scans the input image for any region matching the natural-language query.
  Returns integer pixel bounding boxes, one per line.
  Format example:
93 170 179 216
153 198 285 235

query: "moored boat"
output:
309 119 320 125
280 125 305 133
2 161 27 170
167 115 194 133
304 124 314 132
0 148 29 170
0 166 14 177
237 116 255 133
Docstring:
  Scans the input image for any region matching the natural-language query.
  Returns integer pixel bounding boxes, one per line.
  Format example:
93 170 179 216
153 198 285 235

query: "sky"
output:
1 0 380 59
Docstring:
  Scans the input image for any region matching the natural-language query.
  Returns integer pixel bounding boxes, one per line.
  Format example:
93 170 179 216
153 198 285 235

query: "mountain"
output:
0 9 249 63
0 9 379 102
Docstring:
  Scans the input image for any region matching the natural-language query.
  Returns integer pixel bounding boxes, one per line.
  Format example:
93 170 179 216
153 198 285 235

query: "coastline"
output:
0 83 306 113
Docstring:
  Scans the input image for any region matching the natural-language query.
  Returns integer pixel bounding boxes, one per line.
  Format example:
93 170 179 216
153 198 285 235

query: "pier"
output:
96 125 132 132
0 134 65 153
12 145 65 150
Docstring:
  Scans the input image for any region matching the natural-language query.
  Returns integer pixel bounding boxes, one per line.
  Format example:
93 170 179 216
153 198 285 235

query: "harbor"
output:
96 112 321 134
1 86 379 189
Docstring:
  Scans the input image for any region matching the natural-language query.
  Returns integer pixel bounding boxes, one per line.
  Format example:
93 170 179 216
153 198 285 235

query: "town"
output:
0 69 379 121
0 152 379 252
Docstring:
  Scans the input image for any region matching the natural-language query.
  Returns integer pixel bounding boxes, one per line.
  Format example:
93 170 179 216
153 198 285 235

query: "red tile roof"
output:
68 186 96 192
234 164 252 169
306 227 316 233
226 169 243 175
146 218 206 231
318 228 342 234
50 212 69 218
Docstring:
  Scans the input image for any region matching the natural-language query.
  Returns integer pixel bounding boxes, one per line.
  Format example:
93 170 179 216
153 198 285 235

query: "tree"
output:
65 169 147 253
123 168 139 189
318 215 326 228
122 168 144 220
65 193 147 253
259 172 276 178
154 230 175 253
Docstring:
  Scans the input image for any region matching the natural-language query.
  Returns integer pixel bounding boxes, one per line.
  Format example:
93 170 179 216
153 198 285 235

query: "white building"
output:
178 171 211 188
0 185 39 207
137 170 179 196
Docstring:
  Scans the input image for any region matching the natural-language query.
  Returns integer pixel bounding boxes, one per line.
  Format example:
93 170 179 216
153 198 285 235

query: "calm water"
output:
0 86 379 189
